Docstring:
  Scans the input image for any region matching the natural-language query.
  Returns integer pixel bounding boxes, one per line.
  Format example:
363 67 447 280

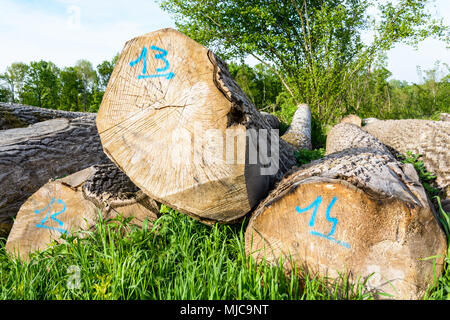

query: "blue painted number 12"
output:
129 45 175 80
34 197 68 235
296 196 350 249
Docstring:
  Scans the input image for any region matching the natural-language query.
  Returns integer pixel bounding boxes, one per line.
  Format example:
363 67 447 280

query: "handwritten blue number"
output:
296 196 350 249
129 45 174 80
35 198 68 235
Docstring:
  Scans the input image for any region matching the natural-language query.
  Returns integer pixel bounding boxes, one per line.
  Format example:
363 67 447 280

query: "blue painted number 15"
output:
129 45 175 80
296 196 350 249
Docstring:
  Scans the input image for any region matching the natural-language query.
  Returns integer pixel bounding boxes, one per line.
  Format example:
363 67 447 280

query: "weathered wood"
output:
280 104 312 150
5 163 161 260
440 113 450 122
326 122 396 156
363 119 450 193
363 117 379 125
0 102 92 130
245 126 447 299
340 114 362 127
0 116 112 236
260 111 280 130
96 28 297 224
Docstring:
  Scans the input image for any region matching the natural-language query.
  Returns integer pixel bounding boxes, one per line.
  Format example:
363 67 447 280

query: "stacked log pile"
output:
1 28 448 299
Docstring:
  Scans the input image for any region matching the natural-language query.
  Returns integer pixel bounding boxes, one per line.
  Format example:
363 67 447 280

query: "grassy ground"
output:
0 204 448 300
0 151 448 300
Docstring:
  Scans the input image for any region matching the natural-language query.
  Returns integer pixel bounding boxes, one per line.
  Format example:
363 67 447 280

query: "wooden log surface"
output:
363 119 450 194
245 125 447 299
440 113 450 122
280 104 312 150
5 163 161 260
0 116 111 236
260 111 280 130
96 28 297 224
0 102 92 130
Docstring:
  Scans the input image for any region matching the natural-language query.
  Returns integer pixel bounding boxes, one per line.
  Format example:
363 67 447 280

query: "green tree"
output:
74 60 97 112
96 53 119 90
160 0 449 124
59 67 83 111
0 62 29 103
22 61 60 109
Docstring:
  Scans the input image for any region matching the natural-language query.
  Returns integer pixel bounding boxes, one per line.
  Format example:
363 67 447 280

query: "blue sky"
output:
0 0 449 83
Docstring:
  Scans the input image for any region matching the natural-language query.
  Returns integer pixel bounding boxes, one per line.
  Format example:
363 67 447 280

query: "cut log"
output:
260 111 280 130
340 114 362 127
363 119 450 193
96 28 297 224
326 122 397 156
245 147 447 299
0 116 112 236
5 163 161 260
363 117 379 125
440 113 450 122
280 104 312 150
0 102 92 130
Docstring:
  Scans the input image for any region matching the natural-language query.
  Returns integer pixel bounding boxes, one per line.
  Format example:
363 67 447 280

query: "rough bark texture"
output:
326 123 398 157
440 113 450 122
363 119 450 193
5 164 161 260
245 146 447 299
260 111 280 130
0 116 111 236
0 102 92 130
96 28 297 224
280 104 312 150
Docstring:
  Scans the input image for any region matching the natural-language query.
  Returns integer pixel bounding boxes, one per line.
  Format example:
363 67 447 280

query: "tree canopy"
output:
159 0 449 123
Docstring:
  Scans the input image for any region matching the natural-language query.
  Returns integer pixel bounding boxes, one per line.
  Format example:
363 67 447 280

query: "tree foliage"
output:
159 0 449 124
0 54 119 112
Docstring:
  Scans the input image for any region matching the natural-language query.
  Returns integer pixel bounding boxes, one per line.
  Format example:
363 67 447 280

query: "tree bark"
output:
0 102 92 130
5 164 161 260
280 104 312 150
440 113 450 122
260 111 280 130
363 119 450 194
245 125 447 300
96 28 297 224
0 116 112 235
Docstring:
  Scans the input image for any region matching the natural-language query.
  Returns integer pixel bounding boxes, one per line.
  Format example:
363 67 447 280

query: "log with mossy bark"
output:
0 116 112 235
0 102 92 130
96 28 299 224
245 123 447 300
5 163 161 260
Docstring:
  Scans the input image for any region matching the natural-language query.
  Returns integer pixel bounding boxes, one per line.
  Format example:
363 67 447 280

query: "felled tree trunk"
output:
96 28 297 224
440 113 450 122
260 111 280 130
0 102 92 130
340 114 362 127
245 124 447 300
280 104 312 150
0 116 111 235
326 122 396 156
363 119 450 194
6 164 161 260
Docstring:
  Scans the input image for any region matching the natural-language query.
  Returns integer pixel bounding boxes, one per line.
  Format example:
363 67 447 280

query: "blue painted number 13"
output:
129 45 175 80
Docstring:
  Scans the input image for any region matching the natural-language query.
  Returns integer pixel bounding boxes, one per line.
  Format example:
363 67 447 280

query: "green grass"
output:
0 207 376 300
0 150 448 300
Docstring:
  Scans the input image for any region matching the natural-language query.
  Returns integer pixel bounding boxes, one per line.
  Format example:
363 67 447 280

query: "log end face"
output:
245 177 447 300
